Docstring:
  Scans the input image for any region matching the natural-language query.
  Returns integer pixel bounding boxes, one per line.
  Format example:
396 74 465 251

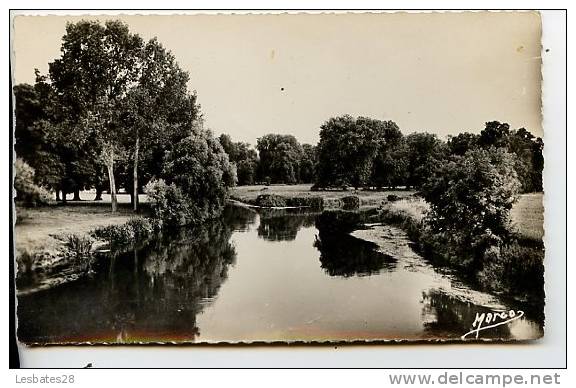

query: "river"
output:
17 204 544 344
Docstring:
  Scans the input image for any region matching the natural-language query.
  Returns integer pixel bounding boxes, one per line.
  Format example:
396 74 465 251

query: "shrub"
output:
254 194 287 207
286 196 325 210
14 158 52 207
323 198 343 208
125 217 155 240
91 217 159 245
63 234 92 256
60 234 93 272
387 194 400 202
377 205 424 245
91 224 135 244
151 132 236 226
16 251 36 274
341 195 360 210
145 179 202 227
422 148 520 237
478 240 544 298
420 148 521 267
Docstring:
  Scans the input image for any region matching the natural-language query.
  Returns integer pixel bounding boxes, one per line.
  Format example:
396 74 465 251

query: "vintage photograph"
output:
11 11 545 345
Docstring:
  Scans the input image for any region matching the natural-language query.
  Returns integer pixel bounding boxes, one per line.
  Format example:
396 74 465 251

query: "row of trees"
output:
218 133 316 185
15 20 235 224
217 116 543 194
314 115 543 193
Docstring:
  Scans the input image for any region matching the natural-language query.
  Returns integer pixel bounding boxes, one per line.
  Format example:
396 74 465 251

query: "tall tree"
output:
218 134 259 185
478 121 511 148
13 82 65 197
404 132 447 189
122 38 200 211
256 134 303 184
316 115 397 189
478 122 543 193
299 144 317 184
46 20 145 212
369 121 403 189
447 132 480 156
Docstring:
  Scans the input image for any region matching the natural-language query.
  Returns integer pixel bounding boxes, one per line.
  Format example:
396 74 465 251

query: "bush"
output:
478 240 544 298
254 194 287 207
422 148 520 237
14 158 52 207
420 148 521 267
151 132 236 226
377 205 424 245
341 195 360 210
323 198 343 208
145 179 202 227
287 196 324 210
16 251 36 274
125 217 156 240
92 223 135 244
91 217 160 245
63 234 93 256
60 234 93 272
387 194 400 202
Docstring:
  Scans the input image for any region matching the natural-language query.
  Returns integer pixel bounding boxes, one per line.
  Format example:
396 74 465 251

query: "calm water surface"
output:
17 205 544 344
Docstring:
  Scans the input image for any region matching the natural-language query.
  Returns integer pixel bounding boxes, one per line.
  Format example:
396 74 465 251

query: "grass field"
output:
15 205 137 257
14 191 147 259
231 184 414 208
510 193 544 240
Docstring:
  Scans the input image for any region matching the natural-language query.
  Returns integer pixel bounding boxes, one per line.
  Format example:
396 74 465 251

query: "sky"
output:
12 12 543 145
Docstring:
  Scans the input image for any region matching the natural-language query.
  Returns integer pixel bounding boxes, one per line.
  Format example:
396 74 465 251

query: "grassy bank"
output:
375 193 544 300
15 204 138 258
380 193 544 241
510 193 545 240
15 200 156 293
231 184 414 209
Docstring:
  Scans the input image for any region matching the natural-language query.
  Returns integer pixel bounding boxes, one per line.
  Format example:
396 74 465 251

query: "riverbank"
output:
376 193 543 240
231 184 414 209
361 193 545 301
14 199 155 294
16 205 127 255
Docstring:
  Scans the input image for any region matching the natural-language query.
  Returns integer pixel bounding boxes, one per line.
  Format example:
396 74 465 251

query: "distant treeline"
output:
218 116 543 193
218 133 316 186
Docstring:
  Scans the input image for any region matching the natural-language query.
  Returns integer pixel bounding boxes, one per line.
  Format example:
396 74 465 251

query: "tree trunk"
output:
61 185 67 204
106 161 117 213
94 186 103 201
56 189 61 202
73 188 81 201
133 134 140 212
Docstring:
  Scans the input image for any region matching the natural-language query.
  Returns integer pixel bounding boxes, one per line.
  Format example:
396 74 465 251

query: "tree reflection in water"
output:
17 219 237 344
314 211 397 277
420 289 543 340
221 204 258 231
257 208 318 241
